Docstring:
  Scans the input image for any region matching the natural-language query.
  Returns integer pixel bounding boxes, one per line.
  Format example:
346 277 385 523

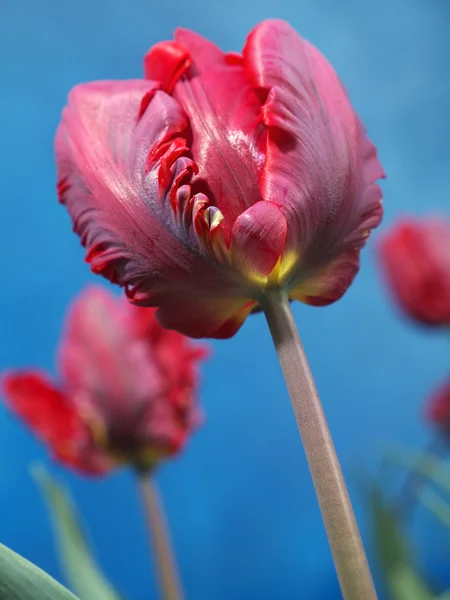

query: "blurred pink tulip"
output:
2 286 208 475
379 218 450 326
425 379 450 432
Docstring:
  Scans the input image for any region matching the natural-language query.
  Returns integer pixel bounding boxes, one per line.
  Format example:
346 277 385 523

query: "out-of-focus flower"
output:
1 286 208 475
379 218 450 326
425 379 450 432
55 19 384 339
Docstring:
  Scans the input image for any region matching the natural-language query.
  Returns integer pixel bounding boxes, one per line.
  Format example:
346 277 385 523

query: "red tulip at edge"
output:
1 286 208 475
55 19 385 339
425 379 450 431
379 218 450 326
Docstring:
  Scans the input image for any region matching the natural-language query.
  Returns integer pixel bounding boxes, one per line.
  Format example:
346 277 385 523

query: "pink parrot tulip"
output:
55 19 384 339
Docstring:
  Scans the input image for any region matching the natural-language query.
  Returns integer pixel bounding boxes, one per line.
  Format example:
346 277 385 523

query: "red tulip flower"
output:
379 218 450 326
1 286 208 475
56 19 384 339
425 379 450 432
55 20 384 597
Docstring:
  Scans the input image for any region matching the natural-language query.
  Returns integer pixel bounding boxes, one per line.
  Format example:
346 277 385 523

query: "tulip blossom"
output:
1 286 208 475
379 218 450 326
55 19 384 339
55 20 384 598
425 379 450 432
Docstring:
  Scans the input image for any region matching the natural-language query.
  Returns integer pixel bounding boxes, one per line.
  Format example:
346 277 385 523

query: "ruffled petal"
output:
2 371 80 446
289 248 359 306
243 19 384 296
58 286 209 460
126 302 209 454
156 295 256 339
129 304 210 394
129 303 209 359
145 31 221 81
56 80 233 304
230 201 287 280
59 286 163 424
143 41 191 94
1 371 109 475
145 29 266 222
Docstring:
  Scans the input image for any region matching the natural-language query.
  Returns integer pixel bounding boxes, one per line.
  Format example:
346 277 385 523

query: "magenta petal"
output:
243 19 384 294
55 285 209 463
167 29 265 222
378 219 450 326
156 295 256 339
144 41 192 93
59 286 163 423
290 249 360 306
1 371 112 475
56 80 233 303
174 28 225 71
230 201 287 278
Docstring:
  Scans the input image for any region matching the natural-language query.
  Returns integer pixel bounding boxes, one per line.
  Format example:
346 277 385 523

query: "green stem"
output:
261 289 377 600
396 434 449 519
137 472 184 600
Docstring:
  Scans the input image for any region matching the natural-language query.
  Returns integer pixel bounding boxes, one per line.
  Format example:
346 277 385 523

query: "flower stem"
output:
261 289 377 600
137 472 184 600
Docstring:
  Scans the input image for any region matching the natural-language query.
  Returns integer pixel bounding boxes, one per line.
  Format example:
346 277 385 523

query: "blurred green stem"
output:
261 289 378 600
396 435 449 519
137 472 184 600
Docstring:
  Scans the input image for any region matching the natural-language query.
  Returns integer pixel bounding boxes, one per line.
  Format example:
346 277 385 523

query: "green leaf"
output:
32 465 122 600
388 565 435 600
370 485 409 572
418 489 450 530
370 485 435 600
383 446 450 495
0 542 79 600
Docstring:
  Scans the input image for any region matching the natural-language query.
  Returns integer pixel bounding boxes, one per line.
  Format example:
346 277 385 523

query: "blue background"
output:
1 0 449 598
